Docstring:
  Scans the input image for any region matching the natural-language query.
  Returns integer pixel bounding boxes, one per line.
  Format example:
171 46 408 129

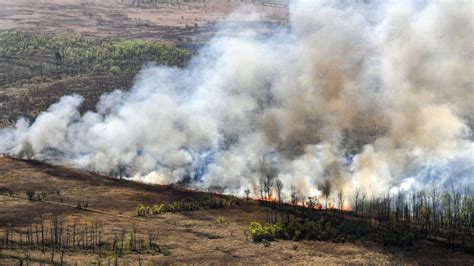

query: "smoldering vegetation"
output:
248 187 473 253
0 0 473 205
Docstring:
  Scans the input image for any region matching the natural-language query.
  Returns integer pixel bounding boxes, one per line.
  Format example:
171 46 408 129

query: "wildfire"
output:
254 196 275 202
253 197 352 212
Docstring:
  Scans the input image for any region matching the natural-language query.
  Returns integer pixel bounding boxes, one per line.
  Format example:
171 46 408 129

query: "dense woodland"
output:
0 32 191 127
0 31 190 88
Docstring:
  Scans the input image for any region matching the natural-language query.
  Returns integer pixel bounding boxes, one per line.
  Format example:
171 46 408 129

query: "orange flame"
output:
253 197 352 211
254 196 276 202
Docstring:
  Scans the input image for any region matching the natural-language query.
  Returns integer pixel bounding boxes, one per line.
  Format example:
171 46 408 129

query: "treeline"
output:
0 31 190 86
250 188 473 252
351 188 473 249
136 197 242 216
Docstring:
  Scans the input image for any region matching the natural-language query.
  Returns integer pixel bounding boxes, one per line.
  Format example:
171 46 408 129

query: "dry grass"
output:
0 0 288 39
0 1 473 264
0 0 289 127
0 156 473 264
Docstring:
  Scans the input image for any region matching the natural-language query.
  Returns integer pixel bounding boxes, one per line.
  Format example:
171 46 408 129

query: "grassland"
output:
0 0 287 128
0 156 473 264
0 1 473 264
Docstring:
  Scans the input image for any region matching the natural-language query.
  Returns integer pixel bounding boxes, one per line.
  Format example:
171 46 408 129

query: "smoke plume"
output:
1 0 473 204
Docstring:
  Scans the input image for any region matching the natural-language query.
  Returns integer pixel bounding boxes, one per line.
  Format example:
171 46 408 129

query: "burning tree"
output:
318 180 331 210
275 179 283 204
307 196 317 209
290 187 298 207
258 157 278 200
337 190 344 210
263 176 274 201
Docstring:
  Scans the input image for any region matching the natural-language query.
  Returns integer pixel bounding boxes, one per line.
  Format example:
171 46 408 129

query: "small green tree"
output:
307 196 316 209
136 204 146 216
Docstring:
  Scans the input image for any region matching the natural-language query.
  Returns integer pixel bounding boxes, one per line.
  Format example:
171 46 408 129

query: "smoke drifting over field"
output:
1 1 473 203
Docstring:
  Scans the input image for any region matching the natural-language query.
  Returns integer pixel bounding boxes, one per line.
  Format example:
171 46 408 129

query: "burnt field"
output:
0 156 472 264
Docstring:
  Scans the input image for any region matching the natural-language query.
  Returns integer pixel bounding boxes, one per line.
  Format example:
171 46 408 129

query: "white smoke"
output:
1 0 473 203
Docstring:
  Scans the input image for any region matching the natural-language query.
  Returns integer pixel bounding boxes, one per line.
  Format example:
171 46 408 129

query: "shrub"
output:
26 190 35 201
109 65 121 74
136 204 146 216
284 220 304 241
134 197 233 216
248 222 283 242
214 216 225 224
302 220 322 240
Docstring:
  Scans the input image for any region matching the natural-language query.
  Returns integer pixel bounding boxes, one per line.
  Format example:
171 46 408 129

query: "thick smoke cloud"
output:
1 0 473 204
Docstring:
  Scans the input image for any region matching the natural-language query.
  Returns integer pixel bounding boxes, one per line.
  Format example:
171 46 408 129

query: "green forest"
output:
0 31 190 87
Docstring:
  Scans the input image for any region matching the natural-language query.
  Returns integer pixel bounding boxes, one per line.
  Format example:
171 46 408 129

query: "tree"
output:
337 190 344 210
307 196 316 209
54 51 62 75
275 179 283 204
361 193 366 218
259 156 277 200
290 187 299 207
244 189 251 203
109 65 121 75
118 163 126 180
259 176 265 200
263 175 274 200
354 188 361 216
318 180 331 211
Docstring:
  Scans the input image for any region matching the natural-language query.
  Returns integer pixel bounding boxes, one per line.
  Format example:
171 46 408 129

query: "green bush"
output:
134 197 237 216
214 216 225 224
250 219 368 243
136 204 146 216
248 222 283 242
109 65 121 74
284 220 303 241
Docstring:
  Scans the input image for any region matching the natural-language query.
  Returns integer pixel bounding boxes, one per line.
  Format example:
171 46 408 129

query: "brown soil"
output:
0 0 288 41
0 156 472 264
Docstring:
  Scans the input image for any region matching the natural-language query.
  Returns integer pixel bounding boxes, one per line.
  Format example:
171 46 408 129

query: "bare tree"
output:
263 175 274 200
118 162 126 180
259 176 265 199
259 157 277 200
290 186 298 207
318 180 331 211
275 179 283 204
337 190 344 210
354 188 361 216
